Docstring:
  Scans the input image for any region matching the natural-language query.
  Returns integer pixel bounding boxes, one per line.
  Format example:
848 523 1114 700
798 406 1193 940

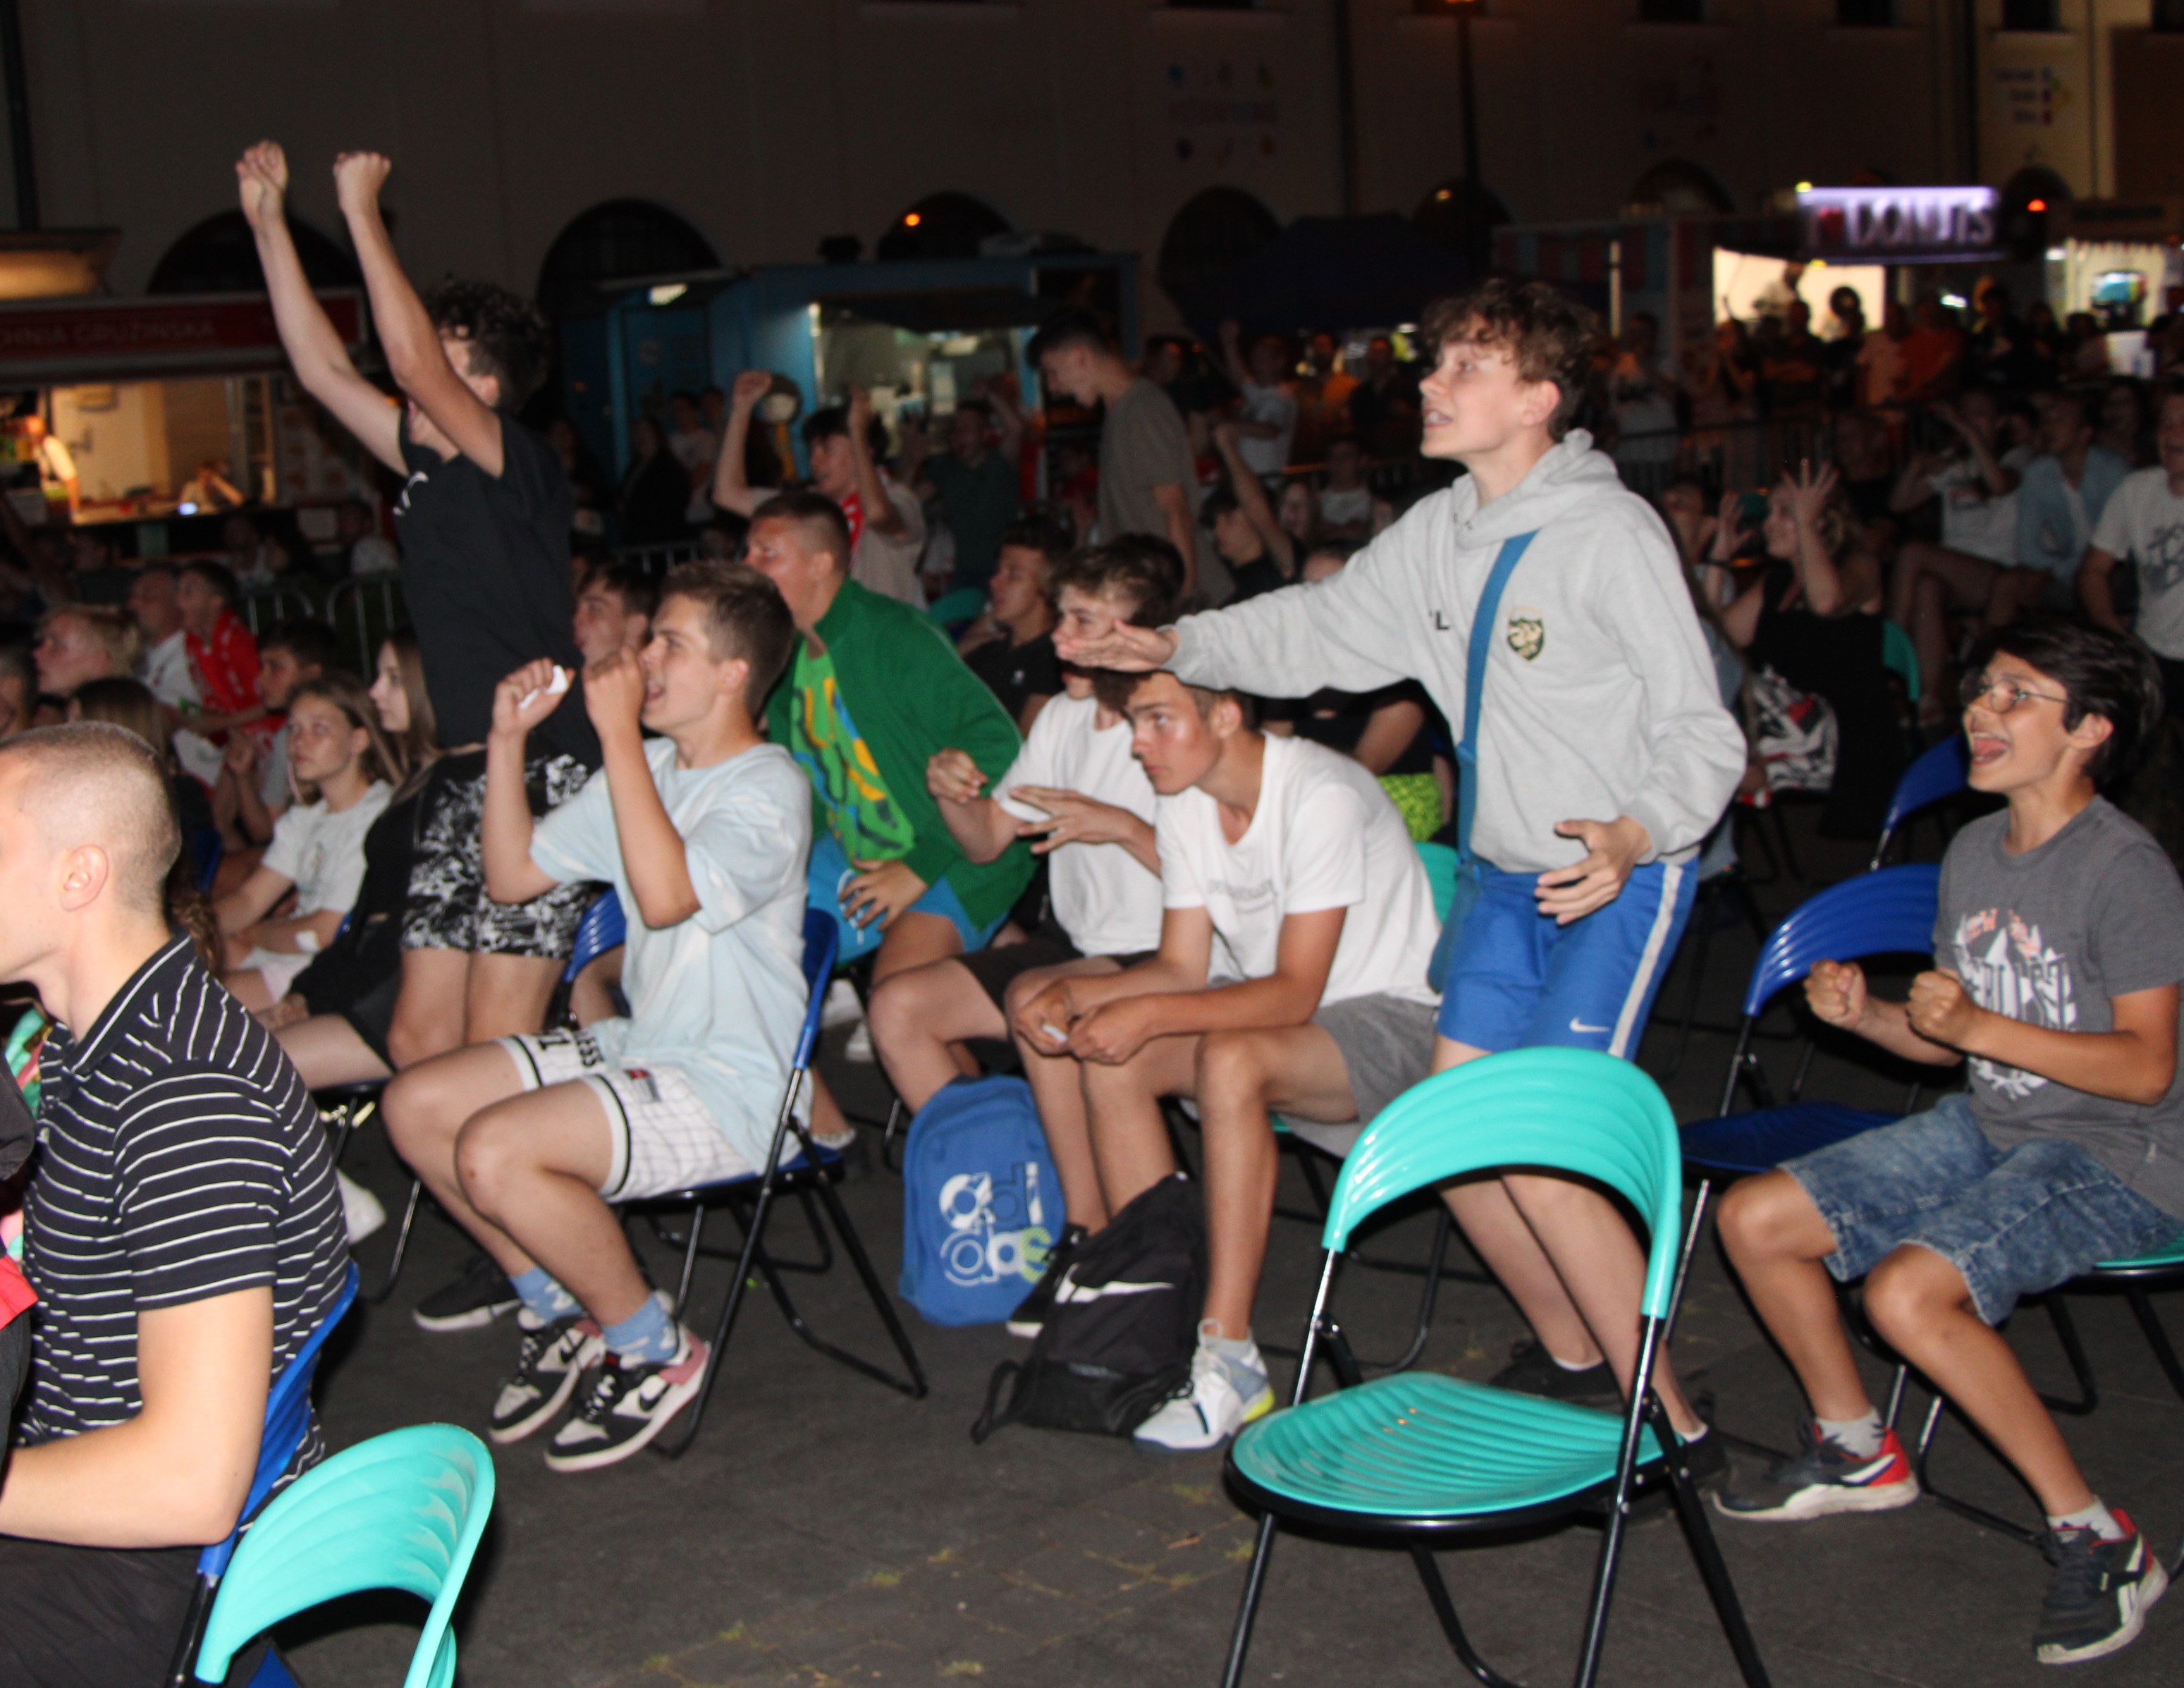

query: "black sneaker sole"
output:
489 1333 605 1444
413 1297 520 1333
2037 1558 2168 1665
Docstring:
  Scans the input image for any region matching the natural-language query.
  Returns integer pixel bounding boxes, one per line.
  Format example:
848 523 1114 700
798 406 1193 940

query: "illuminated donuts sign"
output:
1796 187 2001 262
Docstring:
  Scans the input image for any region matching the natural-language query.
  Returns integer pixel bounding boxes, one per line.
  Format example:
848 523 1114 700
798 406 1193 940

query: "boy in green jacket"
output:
750 491 1033 1126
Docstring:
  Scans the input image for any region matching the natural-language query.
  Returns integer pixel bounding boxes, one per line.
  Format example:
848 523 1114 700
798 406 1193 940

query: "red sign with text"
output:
0 291 366 381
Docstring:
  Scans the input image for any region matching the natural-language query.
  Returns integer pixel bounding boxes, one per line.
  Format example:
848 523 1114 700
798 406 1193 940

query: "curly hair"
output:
422 278 550 412
1418 278 1604 440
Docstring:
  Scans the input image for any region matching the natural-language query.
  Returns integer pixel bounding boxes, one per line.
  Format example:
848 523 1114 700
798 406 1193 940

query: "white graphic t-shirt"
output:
1937 798 2184 1218
2089 464 2184 660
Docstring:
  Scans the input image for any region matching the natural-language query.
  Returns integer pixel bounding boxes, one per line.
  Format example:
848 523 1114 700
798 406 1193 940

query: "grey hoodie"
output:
1170 429 1744 875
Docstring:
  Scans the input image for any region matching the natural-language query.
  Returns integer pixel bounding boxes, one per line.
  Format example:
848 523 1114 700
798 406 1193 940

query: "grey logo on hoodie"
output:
1507 615 1545 662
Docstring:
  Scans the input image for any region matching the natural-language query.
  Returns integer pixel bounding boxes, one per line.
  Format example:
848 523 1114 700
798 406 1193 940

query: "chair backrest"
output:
1739 863 1941 1019
562 889 628 984
191 1424 496 1688
198 1260 360 1581
1871 735 1968 867
1416 839 1459 924
1323 1048 1685 1319
191 828 225 895
794 908 841 1072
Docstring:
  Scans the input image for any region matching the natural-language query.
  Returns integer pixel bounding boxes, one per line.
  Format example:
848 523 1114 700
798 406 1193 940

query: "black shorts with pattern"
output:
400 748 597 959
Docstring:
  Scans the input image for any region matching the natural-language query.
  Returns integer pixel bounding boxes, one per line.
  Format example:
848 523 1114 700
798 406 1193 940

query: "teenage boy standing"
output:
1714 618 2179 1665
1061 279 1744 1445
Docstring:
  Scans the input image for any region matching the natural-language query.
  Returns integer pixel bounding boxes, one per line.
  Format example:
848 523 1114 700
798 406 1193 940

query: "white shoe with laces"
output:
1134 1326 1273 1453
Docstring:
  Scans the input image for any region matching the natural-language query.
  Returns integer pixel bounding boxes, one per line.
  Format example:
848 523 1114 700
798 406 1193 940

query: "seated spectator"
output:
0 722 348 1687
69 675 217 860
2064 310 2111 380
2082 385 2184 718
955 513 1068 733
1349 334 1421 462
380 563 809 1470
32 603 140 700
1008 670 1441 1450
336 497 400 577
176 457 244 512
745 490 1033 1140
126 562 200 716
869 537 1178 1172
176 559 260 730
1262 541 1444 842
215 673 396 1014
1759 301 1826 419
1719 462 1901 836
573 559 658 669
916 396 1023 597
619 415 691 547
273 631 441 1084
1315 436 1385 541
1275 479 1320 556
1714 618 2178 1667
1887 391 2035 720
2015 391 2130 619
218 618 336 852
1966 281 2044 393
665 391 720 531
2098 377 2152 470
1857 299 1910 411
223 512 291 589
1217 320 1298 479
1292 329 1358 464
1204 420 1296 603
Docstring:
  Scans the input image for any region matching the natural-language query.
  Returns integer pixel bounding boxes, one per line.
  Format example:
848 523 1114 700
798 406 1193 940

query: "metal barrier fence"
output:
327 575 407 676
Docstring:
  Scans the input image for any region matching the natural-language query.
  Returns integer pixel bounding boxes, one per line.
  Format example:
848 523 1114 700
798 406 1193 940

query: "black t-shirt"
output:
1263 680 1437 776
964 630 1061 724
394 413 598 766
18 937 349 1470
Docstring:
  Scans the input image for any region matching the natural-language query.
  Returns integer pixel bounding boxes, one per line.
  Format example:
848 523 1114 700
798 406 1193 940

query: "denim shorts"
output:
1784 1094 2181 1326
807 831 1007 966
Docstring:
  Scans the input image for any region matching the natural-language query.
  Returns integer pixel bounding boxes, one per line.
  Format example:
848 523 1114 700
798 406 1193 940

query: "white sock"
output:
1200 1321 1265 1382
1550 1350 1602 1374
2047 1498 2127 1542
1815 1409 1886 1457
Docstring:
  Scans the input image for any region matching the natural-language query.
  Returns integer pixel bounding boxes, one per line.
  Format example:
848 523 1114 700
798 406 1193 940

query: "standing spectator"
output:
2098 379 2152 470
2082 386 2184 715
546 419 613 546
1217 320 1298 479
1968 282 2043 393
665 391 718 530
1760 300 1827 419
2015 391 2130 617
335 498 400 577
1822 286 1867 410
618 415 691 546
2065 310 2112 379
1901 294 1967 401
1608 311 1680 474
955 513 1068 733
1292 329 1358 463
1316 436 1378 537
1858 299 1912 410
918 397 1022 596
1029 308 1200 595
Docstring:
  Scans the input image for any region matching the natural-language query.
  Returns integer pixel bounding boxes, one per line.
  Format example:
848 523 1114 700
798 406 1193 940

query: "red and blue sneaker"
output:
1712 1421 1919 1522
2033 1510 2168 1665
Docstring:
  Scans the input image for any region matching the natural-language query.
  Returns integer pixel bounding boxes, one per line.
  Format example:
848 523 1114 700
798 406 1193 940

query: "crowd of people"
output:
0 140 2180 1684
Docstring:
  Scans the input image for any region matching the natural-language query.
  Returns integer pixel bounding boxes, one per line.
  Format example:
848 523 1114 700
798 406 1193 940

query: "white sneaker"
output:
337 1170 386 1247
843 1020 876 1063
1134 1329 1273 1453
821 979 864 1030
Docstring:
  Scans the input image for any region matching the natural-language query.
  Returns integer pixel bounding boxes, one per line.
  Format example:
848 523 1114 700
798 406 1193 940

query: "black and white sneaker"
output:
489 1315 605 1444
544 1328 710 1472
412 1254 520 1333
2033 1512 2168 1665
1005 1223 1090 1339
1487 1338 1622 1409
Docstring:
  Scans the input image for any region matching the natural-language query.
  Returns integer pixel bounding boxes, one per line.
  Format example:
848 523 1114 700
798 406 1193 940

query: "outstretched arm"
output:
332 151 506 477
846 388 904 537
238 142 402 472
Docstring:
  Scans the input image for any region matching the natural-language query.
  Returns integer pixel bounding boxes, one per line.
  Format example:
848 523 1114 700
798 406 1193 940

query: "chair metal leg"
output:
363 1177 425 1305
658 1181 778 1459
1354 1207 1452 1374
1910 1389 2042 1547
673 1202 706 1318
1218 1512 1282 1688
2035 1295 2099 1416
2125 1290 2184 1403
806 1176 928 1397
1657 1402 1772 1688
1410 1546 1525 1688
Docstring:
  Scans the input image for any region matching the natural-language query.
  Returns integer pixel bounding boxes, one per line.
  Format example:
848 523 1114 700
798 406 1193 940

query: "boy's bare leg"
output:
1007 958 1124 1233
465 951 563 1041
277 1013 394 1090
568 948 623 1027
1715 1170 1875 1419
1194 1025 1360 1338
1079 1033 1198 1219
387 948 472 1070
810 910 974 1137
869 958 1005 1114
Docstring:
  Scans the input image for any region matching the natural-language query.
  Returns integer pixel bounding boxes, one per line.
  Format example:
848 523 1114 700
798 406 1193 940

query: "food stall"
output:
571 252 1137 487
2051 198 2183 355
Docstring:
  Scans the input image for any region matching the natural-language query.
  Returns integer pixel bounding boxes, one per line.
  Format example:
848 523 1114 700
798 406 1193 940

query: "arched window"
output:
1157 186 1280 309
1413 178 1514 250
148 211 359 295
536 200 718 318
1623 160 1736 216
876 192 1012 262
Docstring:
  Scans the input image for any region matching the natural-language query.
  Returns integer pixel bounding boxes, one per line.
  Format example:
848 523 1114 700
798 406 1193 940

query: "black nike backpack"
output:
971 1172 1206 1442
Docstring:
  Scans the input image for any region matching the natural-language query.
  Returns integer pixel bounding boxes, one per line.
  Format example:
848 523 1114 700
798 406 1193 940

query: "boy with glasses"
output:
1714 616 2183 1665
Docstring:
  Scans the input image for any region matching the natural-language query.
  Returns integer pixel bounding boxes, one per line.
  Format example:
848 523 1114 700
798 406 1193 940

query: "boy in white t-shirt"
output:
2083 386 2184 715
1013 669 1440 1450
381 561 809 1472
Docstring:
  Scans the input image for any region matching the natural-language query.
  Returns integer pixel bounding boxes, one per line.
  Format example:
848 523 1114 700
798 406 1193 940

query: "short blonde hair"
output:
39 604 143 679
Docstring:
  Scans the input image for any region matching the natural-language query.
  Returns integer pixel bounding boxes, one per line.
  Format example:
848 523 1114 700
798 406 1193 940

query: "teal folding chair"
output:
190 1424 496 1688
1220 1048 1769 1688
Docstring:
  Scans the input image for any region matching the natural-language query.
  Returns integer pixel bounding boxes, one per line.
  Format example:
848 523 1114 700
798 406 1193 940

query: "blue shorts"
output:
1784 1094 2180 1326
807 831 1007 965
1436 860 1695 1058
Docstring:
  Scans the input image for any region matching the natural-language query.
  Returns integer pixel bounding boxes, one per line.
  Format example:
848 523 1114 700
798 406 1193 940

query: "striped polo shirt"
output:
16 936 348 1460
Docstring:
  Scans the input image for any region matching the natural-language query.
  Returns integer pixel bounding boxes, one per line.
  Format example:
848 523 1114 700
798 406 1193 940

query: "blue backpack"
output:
899 1076 1062 1328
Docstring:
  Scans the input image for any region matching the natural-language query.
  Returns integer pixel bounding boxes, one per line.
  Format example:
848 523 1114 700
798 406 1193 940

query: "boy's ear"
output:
1519 377 1562 432
1208 692 1246 738
2066 709 2116 760
717 655 751 703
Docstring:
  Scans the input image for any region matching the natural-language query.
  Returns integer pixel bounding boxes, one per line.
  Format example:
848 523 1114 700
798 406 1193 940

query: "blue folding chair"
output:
166 1261 360 1687
1868 735 1970 870
190 1424 494 1688
1220 1050 1770 1688
634 907 928 1457
563 888 626 984
190 828 226 895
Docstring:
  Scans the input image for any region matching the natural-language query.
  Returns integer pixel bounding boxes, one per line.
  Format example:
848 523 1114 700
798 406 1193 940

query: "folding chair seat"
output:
167 1262 359 1687
189 1423 493 1688
1222 1048 1770 1688
628 907 928 1459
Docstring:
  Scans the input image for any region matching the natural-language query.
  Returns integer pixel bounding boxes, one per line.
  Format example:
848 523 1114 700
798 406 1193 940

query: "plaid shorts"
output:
401 750 596 960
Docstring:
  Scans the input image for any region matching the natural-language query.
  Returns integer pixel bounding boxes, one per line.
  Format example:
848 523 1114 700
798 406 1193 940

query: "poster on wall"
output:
1162 56 1280 169
1983 30 2090 192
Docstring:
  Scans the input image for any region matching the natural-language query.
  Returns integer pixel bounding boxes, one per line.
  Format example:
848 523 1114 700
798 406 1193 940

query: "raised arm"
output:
1213 420 1295 578
481 660 565 905
979 376 1026 464
237 142 402 472
332 151 506 477
845 388 904 537
587 647 701 927
710 370 771 518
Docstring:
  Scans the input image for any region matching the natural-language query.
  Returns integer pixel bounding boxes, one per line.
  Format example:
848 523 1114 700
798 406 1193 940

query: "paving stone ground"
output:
281 818 2184 1686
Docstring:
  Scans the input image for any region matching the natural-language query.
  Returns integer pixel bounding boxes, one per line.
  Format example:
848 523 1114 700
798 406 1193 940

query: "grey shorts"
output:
1284 993 1440 1158
401 750 597 960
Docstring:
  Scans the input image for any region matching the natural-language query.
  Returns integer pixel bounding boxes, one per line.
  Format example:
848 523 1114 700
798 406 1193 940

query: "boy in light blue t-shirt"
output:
383 561 808 1473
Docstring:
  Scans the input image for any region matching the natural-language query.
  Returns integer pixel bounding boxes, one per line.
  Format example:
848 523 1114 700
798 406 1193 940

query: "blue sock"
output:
509 1266 579 1326
602 1291 679 1364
